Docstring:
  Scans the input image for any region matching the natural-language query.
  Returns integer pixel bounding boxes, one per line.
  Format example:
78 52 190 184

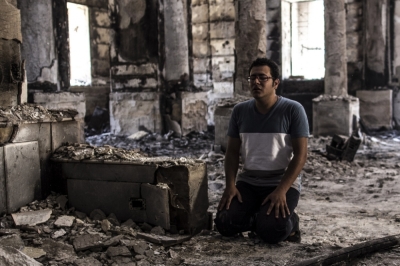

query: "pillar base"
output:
312 95 359 137
356 90 393 130
33 92 86 120
395 90 400 129
214 106 234 151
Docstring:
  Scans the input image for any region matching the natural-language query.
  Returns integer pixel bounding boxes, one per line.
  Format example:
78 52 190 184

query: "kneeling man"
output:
215 58 309 244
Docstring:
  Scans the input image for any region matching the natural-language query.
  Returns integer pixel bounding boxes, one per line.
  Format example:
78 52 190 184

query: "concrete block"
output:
110 92 162 136
92 9 110 27
194 73 212 87
51 121 85 151
8 122 52 198
210 39 235 56
193 41 210 57
0 147 5 214
192 4 209 24
394 90 400 129
180 92 209 135
113 78 158 90
209 2 235 21
157 163 208 234
356 90 393 130
210 22 235 39
94 28 111 44
67 179 146 222
193 58 210 73
192 23 209 41
211 56 235 81
214 106 234 150
111 64 157 76
313 97 360 137
60 162 156 183
33 92 86 120
3 142 41 213
141 184 170 230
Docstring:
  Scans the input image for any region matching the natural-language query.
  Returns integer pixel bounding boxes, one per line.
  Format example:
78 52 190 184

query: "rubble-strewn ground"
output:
1 130 400 265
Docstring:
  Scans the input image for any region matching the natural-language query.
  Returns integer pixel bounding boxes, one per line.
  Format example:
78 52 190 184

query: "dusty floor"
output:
1 130 400 265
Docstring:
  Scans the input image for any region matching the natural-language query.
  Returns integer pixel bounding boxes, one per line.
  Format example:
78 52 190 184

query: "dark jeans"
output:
214 181 300 244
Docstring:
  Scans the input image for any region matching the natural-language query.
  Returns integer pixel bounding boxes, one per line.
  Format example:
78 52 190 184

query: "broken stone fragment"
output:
55 195 68 210
140 223 153 232
0 246 42 266
127 131 149 140
121 219 136 229
51 229 66 239
11 209 52 226
136 232 192 247
73 256 103 266
0 234 25 250
144 249 154 257
107 213 120 226
106 246 131 257
112 256 136 265
21 247 46 259
150 226 166 236
103 235 124 247
41 239 76 261
74 211 87 220
90 209 106 221
0 229 20 236
133 240 148 255
73 234 103 251
101 219 111 232
54 215 75 227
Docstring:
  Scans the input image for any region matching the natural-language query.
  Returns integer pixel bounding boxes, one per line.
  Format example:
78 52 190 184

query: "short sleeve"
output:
289 103 309 138
227 105 240 138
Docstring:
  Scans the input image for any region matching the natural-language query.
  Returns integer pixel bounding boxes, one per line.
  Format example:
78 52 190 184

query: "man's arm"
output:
218 136 242 211
262 137 308 218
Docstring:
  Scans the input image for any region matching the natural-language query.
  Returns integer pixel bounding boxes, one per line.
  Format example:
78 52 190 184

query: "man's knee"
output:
214 209 252 237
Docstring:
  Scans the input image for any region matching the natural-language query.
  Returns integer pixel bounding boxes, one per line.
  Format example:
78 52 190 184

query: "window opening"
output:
67 2 92 86
282 0 325 80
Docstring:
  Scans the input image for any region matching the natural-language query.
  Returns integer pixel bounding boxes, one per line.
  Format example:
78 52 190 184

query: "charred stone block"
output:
356 90 393 130
73 234 102 252
51 121 84 152
67 179 146 222
141 184 170 230
0 39 20 107
60 162 156 183
157 163 208 234
2 142 41 213
209 2 235 22
214 105 234 151
192 4 209 24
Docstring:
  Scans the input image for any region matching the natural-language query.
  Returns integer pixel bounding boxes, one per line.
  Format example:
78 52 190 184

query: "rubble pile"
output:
86 130 215 158
216 95 251 107
52 143 147 162
0 194 189 265
0 104 78 125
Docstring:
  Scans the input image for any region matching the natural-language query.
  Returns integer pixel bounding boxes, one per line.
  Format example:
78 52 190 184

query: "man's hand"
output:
218 186 243 211
262 189 290 218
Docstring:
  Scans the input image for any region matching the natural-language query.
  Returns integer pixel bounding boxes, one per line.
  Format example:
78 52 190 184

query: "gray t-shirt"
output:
227 96 309 191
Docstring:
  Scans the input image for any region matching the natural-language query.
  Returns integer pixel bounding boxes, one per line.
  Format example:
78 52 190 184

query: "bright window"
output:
67 3 92 85
282 0 325 80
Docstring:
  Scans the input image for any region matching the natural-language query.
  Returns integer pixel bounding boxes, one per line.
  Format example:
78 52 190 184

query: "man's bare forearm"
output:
275 153 307 193
224 151 239 188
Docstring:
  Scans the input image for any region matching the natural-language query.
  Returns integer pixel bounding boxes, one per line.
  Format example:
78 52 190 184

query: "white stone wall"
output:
109 92 162 136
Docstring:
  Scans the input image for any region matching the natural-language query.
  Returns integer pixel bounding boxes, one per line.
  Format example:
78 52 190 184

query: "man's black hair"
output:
248 58 280 81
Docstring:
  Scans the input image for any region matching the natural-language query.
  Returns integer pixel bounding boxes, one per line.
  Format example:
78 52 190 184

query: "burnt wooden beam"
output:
53 0 70 91
293 234 400 266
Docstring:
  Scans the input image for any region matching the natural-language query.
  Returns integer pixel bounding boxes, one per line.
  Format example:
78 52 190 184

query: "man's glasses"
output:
247 75 273 83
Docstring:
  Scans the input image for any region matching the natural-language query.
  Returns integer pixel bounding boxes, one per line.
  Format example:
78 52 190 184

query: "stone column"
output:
0 0 23 107
164 0 189 81
324 0 347 97
234 0 267 96
18 0 58 91
365 0 387 88
312 0 359 137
